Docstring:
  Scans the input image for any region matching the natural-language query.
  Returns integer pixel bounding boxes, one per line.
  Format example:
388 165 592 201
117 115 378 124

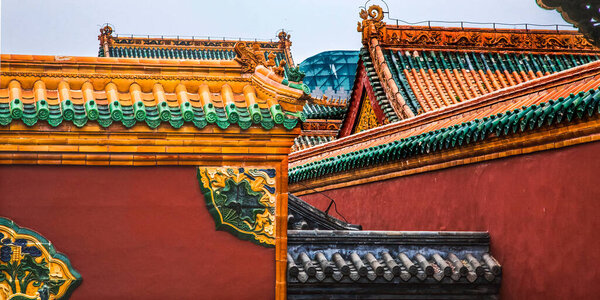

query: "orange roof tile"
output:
290 59 600 172
348 4 600 132
0 54 309 131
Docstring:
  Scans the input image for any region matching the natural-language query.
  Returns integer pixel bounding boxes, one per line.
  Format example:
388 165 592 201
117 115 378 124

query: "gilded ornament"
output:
357 5 386 45
197 167 277 247
234 42 267 73
0 218 81 300
353 93 380 133
381 26 597 53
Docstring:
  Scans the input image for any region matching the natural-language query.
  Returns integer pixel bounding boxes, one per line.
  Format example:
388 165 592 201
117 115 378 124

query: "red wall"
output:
0 166 274 300
301 142 600 299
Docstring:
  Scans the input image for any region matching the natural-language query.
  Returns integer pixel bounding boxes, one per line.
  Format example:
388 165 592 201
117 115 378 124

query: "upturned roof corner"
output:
233 39 312 114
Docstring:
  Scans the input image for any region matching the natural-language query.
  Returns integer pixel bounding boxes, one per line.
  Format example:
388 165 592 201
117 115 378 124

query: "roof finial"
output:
98 24 114 57
357 5 386 45
277 30 292 46
234 41 266 73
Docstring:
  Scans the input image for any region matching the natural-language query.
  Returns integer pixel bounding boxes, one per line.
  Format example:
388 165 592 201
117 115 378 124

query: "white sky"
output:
1 0 571 63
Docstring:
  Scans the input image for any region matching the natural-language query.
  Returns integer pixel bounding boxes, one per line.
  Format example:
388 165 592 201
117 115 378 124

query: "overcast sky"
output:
1 0 571 63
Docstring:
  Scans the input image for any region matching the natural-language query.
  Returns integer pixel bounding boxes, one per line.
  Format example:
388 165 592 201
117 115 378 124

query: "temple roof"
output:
287 194 500 298
336 5 600 137
291 97 349 152
382 45 597 115
289 55 600 189
97 25 290 61
0 53 309 131
287 230 501 299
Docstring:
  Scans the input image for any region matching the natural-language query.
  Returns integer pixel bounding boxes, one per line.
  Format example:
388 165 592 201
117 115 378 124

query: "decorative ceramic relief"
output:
197 167 276 247
354 93 380 134
0 218 81 300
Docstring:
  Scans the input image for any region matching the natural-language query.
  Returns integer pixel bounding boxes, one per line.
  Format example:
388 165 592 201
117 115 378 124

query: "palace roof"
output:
289 54 600 192
97 26 356 152
97 25 292 63
287 194 500 298
537 0 600 48
292 98 348 152
333 5 600 136
0 52 309 132
288 230 500 298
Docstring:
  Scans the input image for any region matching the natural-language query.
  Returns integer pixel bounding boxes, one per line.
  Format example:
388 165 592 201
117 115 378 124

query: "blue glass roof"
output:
299 50 359 99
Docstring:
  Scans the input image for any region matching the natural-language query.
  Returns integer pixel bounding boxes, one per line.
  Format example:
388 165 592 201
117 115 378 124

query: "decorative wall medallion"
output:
0 218 81 300
197 167 276 247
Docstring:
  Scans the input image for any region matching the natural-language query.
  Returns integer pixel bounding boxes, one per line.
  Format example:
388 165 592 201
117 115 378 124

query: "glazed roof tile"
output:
350 6 600 128
0 55 308 131
292 135 336 153
98 26 284 60
385 49 598 115
302 103 347 120
287 230 500 298
96 26 300 85
361 48 402 123
289 59 600 182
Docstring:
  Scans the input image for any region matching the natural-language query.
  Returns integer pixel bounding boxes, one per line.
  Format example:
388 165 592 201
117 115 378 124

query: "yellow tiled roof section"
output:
0 55 308 131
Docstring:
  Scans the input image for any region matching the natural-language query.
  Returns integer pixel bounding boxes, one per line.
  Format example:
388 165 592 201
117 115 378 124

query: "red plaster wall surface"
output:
0 166 274 300
301 142 600 299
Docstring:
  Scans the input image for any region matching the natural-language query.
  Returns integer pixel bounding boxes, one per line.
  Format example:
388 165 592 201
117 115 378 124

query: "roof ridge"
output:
290 59 600 161
289 61 600 184
358 5 599 54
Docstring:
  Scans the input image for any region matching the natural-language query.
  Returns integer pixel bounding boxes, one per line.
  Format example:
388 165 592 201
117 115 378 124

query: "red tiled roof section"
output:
290 59 600 168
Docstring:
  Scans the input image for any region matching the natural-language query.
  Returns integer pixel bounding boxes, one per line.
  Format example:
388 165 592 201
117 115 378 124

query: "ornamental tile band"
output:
0 218 81 300
197 167 276 247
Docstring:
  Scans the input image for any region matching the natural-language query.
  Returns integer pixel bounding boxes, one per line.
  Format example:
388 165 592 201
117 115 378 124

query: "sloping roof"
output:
360 47 402 123
384 47 597 114
288 194 361 230
302 102 348 120
287 230 501 299
292 135 336 153
341 5 600 132
291 97 349 152
97 25 287 61
289 57 600 185
0 54 308 131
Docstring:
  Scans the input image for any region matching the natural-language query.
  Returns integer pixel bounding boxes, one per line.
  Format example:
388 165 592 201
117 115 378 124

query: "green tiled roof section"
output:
303 103 347 119
108 47 236 60
383 50 422 114
106 46 288 63
289 86 600 183
361 48 401 123
293 135 336 152
0 99 300 131
386 50 599 73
